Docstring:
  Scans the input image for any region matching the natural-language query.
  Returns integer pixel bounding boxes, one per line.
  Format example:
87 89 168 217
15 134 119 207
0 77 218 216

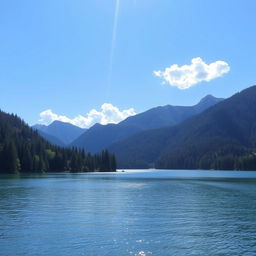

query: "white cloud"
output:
153 57 230 89
38 103 136 128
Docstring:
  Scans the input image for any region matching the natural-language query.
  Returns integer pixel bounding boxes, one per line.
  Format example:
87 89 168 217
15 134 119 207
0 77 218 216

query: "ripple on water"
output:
1 171 256 256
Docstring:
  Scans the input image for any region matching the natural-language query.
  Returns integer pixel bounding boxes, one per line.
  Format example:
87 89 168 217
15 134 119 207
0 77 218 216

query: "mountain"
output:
0 110 116 173
108 86 256 170
36 130 66 147
71 95 223 153
120 94 224 130
33 124 47 131
33 120 86 145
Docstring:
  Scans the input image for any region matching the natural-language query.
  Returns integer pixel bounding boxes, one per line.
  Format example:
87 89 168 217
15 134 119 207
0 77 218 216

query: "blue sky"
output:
0 0 256 127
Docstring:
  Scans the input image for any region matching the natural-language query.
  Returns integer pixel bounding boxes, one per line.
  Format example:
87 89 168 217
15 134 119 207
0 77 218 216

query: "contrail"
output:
106 0 120 99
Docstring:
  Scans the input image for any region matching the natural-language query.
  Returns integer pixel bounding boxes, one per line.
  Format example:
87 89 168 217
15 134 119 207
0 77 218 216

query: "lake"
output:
1 169 256 256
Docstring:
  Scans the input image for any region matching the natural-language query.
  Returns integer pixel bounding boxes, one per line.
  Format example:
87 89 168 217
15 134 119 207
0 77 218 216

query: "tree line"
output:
0 110 116 173
156 140 256 171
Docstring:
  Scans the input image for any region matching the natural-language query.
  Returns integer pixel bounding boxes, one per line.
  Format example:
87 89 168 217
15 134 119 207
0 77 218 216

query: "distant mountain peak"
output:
51 120 64 124
198 94 220 103
71 94 224 153
49 120 73 126
32 120 86 145
196 94 224 109
200 94 215 101
108 85 256 169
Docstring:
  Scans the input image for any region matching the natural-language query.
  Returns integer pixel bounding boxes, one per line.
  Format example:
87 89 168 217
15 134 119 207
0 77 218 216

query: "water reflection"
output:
0 170 256 256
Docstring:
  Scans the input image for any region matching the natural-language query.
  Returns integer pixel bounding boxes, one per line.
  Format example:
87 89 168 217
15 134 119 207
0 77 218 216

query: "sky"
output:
0 0 256 128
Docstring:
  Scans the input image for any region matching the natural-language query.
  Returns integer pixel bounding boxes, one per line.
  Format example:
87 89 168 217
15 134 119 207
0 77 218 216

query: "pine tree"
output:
0 110 117 173
0 141 20 173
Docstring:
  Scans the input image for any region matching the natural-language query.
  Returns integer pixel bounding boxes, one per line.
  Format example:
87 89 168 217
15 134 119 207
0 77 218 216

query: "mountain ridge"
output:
32 120 86 145
108 85 256 170
71 95 223 153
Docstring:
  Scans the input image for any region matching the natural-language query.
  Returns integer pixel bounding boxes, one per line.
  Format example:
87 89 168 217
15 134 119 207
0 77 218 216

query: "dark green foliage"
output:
0 111 116 173
109 86 256 170
0 141 20 173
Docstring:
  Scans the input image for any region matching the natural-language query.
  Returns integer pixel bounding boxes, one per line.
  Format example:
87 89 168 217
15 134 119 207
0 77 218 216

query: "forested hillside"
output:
0 110 116 173
109 86 256 170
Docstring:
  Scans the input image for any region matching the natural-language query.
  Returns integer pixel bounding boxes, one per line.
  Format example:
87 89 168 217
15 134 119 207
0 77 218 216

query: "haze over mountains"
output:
109 86 256 170
33 120 85 146
3 86 256 171
70 95 223 152
32 95 223 151
31 87 256 171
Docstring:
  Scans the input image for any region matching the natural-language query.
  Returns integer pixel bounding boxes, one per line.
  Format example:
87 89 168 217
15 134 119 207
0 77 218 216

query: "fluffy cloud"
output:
38 103 136 128
153 57 230 89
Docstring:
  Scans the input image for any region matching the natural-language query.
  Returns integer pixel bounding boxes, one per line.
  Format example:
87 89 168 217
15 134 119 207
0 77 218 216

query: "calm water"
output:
1 170 256 256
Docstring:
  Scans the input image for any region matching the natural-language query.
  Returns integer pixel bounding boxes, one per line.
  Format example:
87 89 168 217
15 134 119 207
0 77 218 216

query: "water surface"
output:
1 170 256 256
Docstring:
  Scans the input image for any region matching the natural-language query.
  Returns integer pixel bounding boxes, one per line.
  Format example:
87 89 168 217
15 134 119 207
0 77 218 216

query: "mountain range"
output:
108 86 256 170
70 94 223 153
4 86 256 171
